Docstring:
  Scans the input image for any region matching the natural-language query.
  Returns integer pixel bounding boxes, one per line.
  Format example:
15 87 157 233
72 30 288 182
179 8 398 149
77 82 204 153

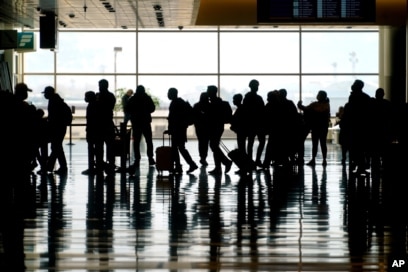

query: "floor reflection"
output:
1 140 407 271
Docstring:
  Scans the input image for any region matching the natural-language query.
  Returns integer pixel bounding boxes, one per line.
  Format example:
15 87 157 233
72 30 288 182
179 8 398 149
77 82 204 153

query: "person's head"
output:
14 83 32 101
249 79 259 92
375 88 385 99
351 79 364 93
279 88 287 99
267 90 280 103
98 79 109 92
36 108 45 118
126 89 134 96
85 91 96 103
233 93 243 106
136 85 145 95
317 90 328 102
167 87 178 100
206 85 218 99
42 86 55 99
199 92 208 103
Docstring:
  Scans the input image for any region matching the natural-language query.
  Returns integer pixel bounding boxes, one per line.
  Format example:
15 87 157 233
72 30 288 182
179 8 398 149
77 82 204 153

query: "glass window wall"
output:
20 27 379 117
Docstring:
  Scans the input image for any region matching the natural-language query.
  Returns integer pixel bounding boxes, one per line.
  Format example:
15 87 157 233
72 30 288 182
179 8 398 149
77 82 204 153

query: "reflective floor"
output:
2 139 408 271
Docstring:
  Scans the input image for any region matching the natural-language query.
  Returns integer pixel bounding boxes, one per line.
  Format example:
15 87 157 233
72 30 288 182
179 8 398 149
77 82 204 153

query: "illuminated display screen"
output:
258 0 376 23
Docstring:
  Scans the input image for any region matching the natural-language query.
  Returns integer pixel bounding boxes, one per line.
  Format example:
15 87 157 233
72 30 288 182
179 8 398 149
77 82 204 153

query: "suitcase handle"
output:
163 130 171 146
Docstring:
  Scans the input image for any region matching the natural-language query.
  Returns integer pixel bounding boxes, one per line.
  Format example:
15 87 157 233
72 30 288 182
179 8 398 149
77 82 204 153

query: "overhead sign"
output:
16 32 36 52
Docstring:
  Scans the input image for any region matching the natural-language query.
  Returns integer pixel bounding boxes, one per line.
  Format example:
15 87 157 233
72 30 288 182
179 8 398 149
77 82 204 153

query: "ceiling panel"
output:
0 0 199 29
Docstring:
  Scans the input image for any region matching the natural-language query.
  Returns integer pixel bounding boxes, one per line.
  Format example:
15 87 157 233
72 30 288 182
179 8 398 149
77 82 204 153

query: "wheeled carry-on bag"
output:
220 141 256 174
155 131 173 175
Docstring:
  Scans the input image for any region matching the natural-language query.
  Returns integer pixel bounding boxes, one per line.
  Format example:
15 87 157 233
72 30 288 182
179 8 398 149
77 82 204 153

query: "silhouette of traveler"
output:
122 88 133 126
0 90 27 271
262 90 284 168
230 93 246 152
193 92 210 166
371 87 393 167
242 79 266 167
43 86 69 174
166 87 198 174
126 85 156 172
206 85 232 175
95 79 116 174
82 91 99 175
335 106 349 165
297 90 331 166
341 79 373 174
277 89 299 166
14 83 37 171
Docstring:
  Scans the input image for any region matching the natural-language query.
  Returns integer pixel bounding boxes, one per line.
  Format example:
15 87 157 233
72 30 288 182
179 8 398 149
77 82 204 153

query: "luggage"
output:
155 132 173 175
220 141 256 173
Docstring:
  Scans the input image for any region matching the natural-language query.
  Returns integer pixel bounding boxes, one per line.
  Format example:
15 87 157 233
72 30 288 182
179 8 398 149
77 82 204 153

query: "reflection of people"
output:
167 87 198 174
122 89 133 126
43 86 68 174
126 85 156 172
297 90 330 166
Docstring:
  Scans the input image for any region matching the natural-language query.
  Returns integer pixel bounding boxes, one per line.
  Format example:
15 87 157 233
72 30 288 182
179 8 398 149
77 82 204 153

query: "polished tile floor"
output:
2 139 408 271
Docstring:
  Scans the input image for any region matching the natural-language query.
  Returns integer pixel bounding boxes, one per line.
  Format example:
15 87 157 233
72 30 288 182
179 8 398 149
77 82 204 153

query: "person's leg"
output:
171 136 182 172
246 134 255 161
105 129 116 173
308 130 319 166
320 128 328 165
132 126 142 167
143 124 155 165
178 142 198 173
255 132 266 166
209 135 222 174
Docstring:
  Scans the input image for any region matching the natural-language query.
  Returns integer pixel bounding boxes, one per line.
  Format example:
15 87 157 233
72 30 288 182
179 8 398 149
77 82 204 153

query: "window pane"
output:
137 75 218 108
220 32 300 73
301 75 379 116
23 33 54 73
56 32 136 73
138 32 218 73
302 32 379 73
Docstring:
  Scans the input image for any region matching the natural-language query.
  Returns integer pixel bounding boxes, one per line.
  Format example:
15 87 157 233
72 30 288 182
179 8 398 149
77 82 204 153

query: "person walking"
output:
206 85 232 175
193 92 210 166
297 90 331 166
126 85 156 172
43 86 71 174
166 87 198 174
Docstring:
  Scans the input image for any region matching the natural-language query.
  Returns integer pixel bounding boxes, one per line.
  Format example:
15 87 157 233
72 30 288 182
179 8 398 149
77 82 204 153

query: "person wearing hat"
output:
14 83 38 171
42 86 69 174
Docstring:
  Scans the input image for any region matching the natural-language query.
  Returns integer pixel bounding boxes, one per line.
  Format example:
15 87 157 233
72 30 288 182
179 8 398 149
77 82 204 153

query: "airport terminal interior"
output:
1 0 408 271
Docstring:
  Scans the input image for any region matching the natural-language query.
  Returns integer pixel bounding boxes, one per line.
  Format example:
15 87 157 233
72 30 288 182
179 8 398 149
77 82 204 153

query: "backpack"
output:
62 102 73 125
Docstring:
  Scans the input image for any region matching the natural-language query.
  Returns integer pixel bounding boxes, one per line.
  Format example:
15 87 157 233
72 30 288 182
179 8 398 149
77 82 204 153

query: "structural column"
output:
379 25 407 103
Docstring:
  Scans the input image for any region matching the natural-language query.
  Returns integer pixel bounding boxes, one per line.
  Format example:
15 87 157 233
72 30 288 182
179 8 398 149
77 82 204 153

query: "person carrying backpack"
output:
42 86 71 174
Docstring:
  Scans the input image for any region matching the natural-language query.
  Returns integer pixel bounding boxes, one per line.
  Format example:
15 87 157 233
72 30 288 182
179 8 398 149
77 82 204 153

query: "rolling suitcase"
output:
155 132 173 175
220 141 256 174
